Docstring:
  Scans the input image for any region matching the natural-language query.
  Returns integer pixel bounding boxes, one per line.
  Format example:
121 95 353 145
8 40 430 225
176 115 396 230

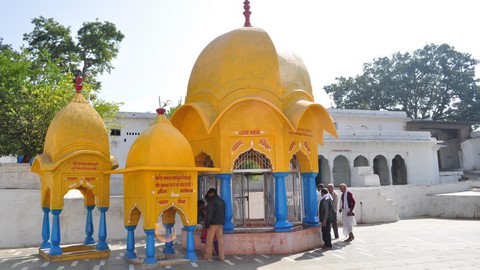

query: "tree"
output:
0 37 12 51
0 17 124 159
324 44 480 121
23 16 124 90
23 17 77 72
77 20 125 81
0 48 73 158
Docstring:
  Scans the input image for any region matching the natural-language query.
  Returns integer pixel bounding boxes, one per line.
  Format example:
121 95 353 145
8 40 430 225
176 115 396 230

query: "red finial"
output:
243 0 252 27
75 75 83 93
156 108 166 115
156 96 166 115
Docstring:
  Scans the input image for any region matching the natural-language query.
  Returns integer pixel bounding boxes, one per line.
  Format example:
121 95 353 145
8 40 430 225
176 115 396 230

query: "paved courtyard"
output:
1 218 479 270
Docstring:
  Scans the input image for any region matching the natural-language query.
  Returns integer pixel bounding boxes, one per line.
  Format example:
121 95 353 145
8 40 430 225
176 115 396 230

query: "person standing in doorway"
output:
318 188 333 249
339 183 356 242
327 183 339 239
203 188 226 260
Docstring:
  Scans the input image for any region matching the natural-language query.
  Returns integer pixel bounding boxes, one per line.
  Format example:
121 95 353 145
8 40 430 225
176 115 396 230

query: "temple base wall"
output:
181 226 323 255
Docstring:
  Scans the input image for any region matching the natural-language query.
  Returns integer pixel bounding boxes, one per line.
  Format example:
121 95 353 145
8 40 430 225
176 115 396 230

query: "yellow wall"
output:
123 170 198 230
33 152 112 210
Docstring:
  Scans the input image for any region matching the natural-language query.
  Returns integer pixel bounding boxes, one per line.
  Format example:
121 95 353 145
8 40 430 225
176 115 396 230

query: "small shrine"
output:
31 76 117 261
108 107 218 264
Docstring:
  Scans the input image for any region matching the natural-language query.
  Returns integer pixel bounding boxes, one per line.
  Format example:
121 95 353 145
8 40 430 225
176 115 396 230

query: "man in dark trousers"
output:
327 183 339 239
203 188 226 260
318 188 333 249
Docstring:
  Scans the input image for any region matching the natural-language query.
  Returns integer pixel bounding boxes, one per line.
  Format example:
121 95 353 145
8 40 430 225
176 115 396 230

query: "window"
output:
110 129 121 136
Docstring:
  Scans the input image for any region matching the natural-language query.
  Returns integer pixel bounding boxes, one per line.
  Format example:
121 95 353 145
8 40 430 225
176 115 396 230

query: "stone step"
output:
462 170 480 180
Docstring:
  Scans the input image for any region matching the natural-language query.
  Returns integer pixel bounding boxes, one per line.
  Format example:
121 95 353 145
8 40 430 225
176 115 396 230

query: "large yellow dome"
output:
186 27 283 105
43 93 109 161
185 26 317 111
126 111 195 168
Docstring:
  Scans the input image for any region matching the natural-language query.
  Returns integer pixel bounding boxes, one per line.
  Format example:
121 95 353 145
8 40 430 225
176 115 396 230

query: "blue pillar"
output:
302 172 319 225
84 205 95 245
50 209 62 255
96 207 109 250
40 207 51 249
219 173 234 233
125 225 137 259
163 223 175 254
183 225 197 260
143 229 156 264
273 172 292 232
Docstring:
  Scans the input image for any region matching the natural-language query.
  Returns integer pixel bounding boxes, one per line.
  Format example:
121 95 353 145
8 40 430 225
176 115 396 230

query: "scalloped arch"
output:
208 97 295 134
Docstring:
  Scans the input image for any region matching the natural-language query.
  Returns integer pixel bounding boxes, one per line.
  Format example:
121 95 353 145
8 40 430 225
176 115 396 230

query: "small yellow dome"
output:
126 110 195 168
187 27 282 104
43 93 109 161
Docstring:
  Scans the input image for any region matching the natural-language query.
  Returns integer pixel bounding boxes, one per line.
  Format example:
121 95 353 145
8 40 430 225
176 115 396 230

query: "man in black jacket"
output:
203 188 226 260
319 188 333 249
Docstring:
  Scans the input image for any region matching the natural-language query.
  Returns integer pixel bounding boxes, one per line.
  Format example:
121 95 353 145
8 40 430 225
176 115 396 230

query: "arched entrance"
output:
333 155 351 187
196 152 218 200
316 155 331 186
373 155 389 186
154 207 186 248
354 155 369 166
392 155 407 185
232 149 274 228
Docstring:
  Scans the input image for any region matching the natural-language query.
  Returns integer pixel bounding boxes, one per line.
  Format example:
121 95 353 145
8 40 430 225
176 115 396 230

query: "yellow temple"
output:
173 1 338 254
31 76 116 260
111 107 218 263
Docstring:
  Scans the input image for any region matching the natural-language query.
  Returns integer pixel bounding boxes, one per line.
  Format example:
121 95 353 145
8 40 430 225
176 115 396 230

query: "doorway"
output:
232 172 274 228
232 148 274 228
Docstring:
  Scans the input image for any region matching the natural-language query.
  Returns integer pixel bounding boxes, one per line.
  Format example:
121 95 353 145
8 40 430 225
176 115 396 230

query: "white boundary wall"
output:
1 165 479 248
0 190 186 249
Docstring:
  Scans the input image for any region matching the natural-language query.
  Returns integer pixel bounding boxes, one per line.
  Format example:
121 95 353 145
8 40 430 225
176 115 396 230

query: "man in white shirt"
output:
316 184 324 202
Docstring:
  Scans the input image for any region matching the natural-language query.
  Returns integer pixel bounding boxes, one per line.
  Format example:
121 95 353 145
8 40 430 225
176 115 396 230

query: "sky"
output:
1 0 479 112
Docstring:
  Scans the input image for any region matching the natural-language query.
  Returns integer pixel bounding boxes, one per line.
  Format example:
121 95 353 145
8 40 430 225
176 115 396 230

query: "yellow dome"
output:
43 93 109 161
186 27 318 110
186 27 283 105
126 111 195 168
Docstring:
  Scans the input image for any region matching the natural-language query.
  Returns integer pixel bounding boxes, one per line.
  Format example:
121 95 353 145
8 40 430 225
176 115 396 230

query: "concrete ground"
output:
1 218 479 270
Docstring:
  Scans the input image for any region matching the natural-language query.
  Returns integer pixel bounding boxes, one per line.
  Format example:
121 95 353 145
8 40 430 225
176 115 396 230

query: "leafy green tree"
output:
0 37 12 51
77 20 125 80
0 48 72 158
0 17 124 159
324 44 480 121
23 16 124 90
23 17 77 72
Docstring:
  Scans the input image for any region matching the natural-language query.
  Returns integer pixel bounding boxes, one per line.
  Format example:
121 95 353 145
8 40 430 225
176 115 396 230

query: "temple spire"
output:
243 0 252 27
